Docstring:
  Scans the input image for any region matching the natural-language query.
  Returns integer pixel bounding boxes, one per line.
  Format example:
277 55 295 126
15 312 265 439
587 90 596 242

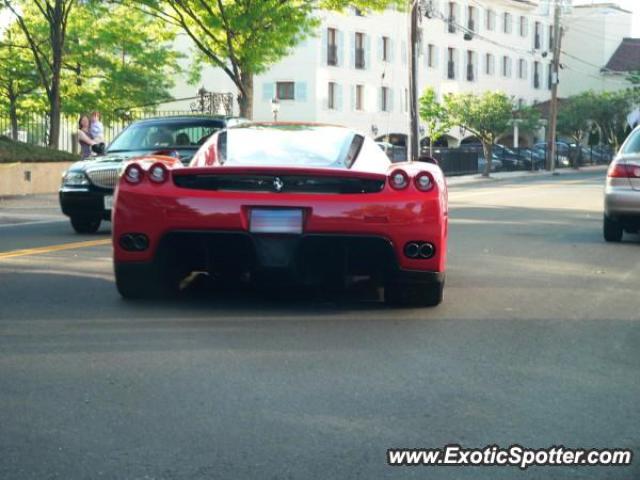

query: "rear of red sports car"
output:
112 124 448 306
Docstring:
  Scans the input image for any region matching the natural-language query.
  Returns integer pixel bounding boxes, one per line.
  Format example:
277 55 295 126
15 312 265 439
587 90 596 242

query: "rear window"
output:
622 129 640 154
219 126 356 168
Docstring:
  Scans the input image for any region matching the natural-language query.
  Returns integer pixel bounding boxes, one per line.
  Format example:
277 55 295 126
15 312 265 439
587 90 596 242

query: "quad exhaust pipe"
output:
404 241 435 259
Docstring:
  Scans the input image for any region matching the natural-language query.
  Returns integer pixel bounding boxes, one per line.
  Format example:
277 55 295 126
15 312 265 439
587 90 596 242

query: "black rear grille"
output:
173 174 385 194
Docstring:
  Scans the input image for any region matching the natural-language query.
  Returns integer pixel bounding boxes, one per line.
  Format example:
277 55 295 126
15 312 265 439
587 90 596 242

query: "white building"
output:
169 0 633 146
559 3 635 96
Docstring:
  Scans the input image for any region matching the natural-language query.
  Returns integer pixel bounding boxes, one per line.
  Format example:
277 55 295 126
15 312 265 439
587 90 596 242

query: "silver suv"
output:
604 126 640 242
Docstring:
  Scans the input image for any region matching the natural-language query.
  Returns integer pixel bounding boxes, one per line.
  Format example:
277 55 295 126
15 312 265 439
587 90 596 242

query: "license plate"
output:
104 195 113 211
250 209 303 234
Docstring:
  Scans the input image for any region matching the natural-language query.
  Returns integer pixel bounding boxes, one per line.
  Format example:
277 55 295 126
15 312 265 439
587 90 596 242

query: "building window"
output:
518 59 527 79
503 13 512 34
382 36 390 62
485 53 495 75
327 28 337 66
381 86 389 112
533 61 540 89
467 6 476 32
534 22 541 49
518 98 525 109
355 84 364 111
486 9 495 31
276 81 295 100
549 25 554 50
548 63 553 90
355 32 365 69
502 56 511 77
447 47 456 79
328 82 336 109
466 50 475 81
427 44 436 68
448 2 457 34
519 16 527 37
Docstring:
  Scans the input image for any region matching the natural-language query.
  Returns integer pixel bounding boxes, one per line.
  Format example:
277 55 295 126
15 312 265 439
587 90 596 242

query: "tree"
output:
61 2 182 116
444 91 513 177
588 90 633 150
130 0 403 119
0 24 41 140
557 93 592 168
2 0 78 148
418 87 451 157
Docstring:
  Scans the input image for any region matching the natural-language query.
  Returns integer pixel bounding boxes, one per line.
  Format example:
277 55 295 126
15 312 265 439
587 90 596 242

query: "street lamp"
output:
271 97 280 122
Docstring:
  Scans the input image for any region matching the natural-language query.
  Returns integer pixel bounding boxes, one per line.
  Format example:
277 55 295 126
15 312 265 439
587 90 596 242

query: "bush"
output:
0 136 79 163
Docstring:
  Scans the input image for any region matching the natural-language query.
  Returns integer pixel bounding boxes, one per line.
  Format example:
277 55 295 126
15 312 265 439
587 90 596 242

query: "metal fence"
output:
0 110 206 154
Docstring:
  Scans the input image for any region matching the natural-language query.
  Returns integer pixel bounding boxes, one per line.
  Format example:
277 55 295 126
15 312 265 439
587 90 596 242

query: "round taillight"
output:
124 164 143 184
389 170 409 190
149 163 168 183
415 172 434 191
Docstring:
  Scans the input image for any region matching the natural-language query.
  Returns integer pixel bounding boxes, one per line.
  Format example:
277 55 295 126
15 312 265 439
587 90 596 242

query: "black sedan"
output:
59 115 245 233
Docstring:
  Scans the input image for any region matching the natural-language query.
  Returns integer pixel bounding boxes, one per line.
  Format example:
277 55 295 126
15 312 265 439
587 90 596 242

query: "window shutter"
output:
388 88 394 112
433 45 440 68
350 85 356 111
337 30 344 67
262 82 274 101
401 40 407 66
477 7 483 32
455 49 460 80
336 83 343 111
351 32 357 68
388 38 394 63
364 34 371 70
295 82 307 102
378 87 383 111
321 28 328 66
377 36 383 61
442 47 449 79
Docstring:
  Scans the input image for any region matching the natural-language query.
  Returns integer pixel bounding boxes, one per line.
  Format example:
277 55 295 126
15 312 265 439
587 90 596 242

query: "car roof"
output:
227 122 358 134
129 115 246 126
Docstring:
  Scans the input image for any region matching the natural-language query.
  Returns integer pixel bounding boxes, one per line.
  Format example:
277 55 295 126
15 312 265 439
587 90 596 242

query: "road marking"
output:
0 239 111 260
0 219 67 228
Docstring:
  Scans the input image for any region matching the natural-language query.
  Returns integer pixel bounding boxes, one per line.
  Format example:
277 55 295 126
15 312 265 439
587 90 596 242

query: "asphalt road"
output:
0 170 639 480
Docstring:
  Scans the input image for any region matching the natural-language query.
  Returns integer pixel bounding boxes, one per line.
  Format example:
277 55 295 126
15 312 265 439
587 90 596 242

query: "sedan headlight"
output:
62 171 89 186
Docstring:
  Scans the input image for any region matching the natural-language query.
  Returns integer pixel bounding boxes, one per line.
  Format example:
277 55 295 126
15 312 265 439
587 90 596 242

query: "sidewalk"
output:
446 165 608 186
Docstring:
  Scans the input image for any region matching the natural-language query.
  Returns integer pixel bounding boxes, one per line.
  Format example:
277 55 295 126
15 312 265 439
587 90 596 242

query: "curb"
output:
446 165 608 187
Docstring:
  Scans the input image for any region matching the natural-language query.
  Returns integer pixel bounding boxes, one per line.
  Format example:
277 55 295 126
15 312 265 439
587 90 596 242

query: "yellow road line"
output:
0 239 111 260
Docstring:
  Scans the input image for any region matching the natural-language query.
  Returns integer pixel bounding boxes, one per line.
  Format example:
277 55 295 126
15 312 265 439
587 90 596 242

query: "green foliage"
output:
418 87 451 155
557 92 593 145
61 3 182 117
444 91 515 176
0 135 79 162
582 90 634 149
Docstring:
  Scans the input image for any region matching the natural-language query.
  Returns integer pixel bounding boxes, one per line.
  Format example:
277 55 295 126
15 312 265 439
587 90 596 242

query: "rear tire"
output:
70 216 101 234
385 278 444 307
603 215 623 242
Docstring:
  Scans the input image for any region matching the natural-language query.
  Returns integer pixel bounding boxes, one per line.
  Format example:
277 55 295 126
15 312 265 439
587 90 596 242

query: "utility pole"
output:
408 0 420 162
547 0 563 173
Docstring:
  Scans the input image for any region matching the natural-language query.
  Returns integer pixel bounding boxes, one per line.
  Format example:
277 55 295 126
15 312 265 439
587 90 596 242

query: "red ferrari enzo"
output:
112 124 448 306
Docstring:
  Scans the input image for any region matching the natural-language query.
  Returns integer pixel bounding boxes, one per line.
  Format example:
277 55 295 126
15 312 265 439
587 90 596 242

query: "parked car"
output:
533 141 572 167
112 123 448 306
477 152 503 173
603 126 640 242
59 115 245 233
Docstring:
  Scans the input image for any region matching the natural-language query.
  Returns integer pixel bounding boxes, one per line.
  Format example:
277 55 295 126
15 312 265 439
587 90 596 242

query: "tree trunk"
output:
482 142 493 177
237 74 254 119
9 96 19 142
47 0 65 149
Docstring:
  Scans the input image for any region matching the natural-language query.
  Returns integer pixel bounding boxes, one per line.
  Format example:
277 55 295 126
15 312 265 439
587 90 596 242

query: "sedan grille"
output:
173 174 385 194
86 168 120 189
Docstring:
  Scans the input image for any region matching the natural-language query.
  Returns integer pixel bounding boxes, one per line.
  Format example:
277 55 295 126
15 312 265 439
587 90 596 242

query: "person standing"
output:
78 115 96 160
